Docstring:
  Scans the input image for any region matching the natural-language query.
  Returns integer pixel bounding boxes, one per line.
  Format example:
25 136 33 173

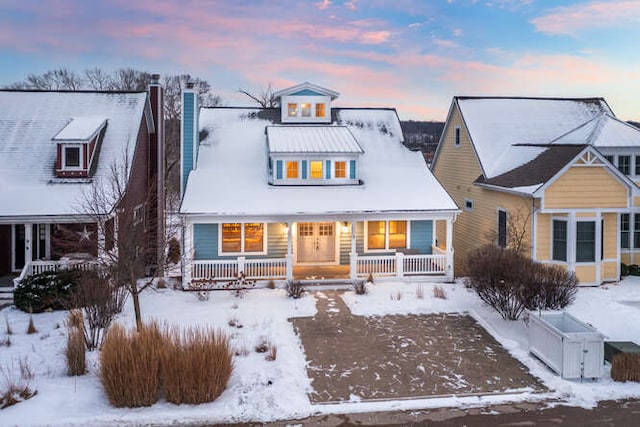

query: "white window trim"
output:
464 199 473 212
575 218 597 265
364 220 411 253
62 143 85 170
218 223 268 256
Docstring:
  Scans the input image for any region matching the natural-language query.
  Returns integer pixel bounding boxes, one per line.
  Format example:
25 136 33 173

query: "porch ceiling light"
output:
282 223 289 234
341 221 349 233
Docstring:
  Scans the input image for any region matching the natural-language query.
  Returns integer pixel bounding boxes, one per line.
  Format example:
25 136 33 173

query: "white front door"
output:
297 222 335 263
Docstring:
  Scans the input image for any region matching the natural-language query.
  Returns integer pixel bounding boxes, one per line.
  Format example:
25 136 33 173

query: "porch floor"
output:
293 265 350 280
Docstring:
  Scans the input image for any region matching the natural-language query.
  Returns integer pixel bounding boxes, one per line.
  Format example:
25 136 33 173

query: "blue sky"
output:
1 0 639 120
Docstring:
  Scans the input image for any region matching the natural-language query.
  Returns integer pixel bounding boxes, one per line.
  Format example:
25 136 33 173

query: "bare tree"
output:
238 83 279 108
110 68 152 91
84 67 113 90
484 206 532 256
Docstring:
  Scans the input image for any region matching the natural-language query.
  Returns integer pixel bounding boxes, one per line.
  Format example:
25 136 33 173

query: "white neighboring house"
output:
0 81 165 285
179 82 459 286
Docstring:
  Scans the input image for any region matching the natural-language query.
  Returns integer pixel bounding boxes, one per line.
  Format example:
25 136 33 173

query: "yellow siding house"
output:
432 97 640 285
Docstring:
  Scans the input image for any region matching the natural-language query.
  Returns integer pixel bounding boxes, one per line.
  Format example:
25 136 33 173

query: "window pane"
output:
286 161 298 179
388 221 407 249
221 223 241 252
576 221 595 262
634 214 640 249
455 127 460 146
618 155 631 175
310 161 323 179
301 103 311 117
621 213 630 249
498 210 507 248
636 156 640 175
367 221 385 250
604 155 614 164
287 103 297 117
315 103 325 117
65 147 80 167
552 220 567 261
335 161 346 178
244 223 263 252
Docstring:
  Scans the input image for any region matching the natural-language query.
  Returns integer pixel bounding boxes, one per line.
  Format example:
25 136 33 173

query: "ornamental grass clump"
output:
160 326 233 405
99 322 163 408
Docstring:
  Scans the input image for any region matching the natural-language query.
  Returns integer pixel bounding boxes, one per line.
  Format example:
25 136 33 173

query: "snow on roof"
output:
181 108 458 216
52 116 108 141
0 91 148 218
266 126 364 154
456 97 611 178
552 113 640 148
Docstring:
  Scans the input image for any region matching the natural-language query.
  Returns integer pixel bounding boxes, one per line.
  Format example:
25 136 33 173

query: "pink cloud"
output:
316 0 332 10
532 1 640 36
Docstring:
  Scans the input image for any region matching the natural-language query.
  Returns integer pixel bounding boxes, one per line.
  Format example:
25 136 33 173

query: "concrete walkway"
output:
290 290 544 403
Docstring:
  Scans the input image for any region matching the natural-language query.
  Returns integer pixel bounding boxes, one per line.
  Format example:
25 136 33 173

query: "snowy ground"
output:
1 278 640 425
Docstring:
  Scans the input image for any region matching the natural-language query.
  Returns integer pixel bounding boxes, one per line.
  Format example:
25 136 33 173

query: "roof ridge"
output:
0 89 147 94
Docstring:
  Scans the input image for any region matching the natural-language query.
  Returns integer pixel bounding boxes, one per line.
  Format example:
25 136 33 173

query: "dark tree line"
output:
400 120 444 153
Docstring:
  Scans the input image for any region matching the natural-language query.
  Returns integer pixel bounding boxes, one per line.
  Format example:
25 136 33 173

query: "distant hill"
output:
400 120 444 153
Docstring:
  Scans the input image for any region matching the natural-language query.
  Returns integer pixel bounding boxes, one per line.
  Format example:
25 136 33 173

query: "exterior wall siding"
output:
431 105 532 274
575 265 596 284
193 223 218 260
536 213 551 261
267 223 287 258
543 166 628 209
410 220 433 254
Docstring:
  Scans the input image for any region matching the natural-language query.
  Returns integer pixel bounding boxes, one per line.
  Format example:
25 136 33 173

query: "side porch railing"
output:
191 257 287 283
356 253 447 278
14 259 98 287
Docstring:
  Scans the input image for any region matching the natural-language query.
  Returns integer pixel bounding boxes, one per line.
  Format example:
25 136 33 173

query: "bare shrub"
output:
190 281 210 301
466 244 577 320
611 353 640 382
266 280 276 289
255 338 269 353
234 341 249 357
366 272 375 284
26 316 37 334
167 237 181 265
228 317 243 328
72 270 126 350
415 284 424 300
4 316 11 335
0 358 37 409
100 322 163 407
66 326 86 376
433 285 447 300
390 290 402 301
0 337 10 347
265 343 277 362
351 279 368 295
68 309 83 330
160 326 233 405
285 280 305 299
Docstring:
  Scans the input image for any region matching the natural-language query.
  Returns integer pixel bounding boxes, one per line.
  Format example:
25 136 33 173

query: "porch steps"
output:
0 287 13 307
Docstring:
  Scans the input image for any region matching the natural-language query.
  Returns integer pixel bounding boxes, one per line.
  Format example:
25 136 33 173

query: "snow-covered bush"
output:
13 269 82 313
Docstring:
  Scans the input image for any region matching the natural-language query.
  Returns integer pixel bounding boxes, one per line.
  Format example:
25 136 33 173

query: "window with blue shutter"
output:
325 160 331 179
349 160 356 179
276 160 283 180
301 160 308 179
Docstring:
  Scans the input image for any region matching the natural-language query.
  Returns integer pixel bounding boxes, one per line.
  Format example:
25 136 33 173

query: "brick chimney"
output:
148 73 165 270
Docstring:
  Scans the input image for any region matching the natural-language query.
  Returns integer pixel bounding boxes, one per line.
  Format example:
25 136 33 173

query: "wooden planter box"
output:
528 311 604 380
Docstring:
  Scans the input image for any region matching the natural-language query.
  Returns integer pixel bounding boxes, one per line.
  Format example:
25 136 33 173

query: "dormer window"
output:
53 116 107 178
274 82 339 124
267 125 363 186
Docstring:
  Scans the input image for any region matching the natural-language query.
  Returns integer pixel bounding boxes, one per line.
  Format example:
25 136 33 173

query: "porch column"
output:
182 219 193 289
24 223 33 266
349 221 358 280
445 218 454 282
97 221 106 261
286 223 293 281
595 212 602 284
395 252 404 278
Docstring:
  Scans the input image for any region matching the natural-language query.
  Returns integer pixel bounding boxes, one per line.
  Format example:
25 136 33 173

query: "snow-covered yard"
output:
2 278 640 425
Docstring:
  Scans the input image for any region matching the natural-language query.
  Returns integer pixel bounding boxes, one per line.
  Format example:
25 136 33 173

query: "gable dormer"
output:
53 116 107 178
274 82 339 124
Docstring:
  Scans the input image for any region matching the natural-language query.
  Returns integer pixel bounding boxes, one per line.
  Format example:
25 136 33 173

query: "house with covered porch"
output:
0 79 164 286
179 82 459 286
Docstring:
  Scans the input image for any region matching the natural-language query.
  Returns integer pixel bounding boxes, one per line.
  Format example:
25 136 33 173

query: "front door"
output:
12 224 49 271
297 222 336 263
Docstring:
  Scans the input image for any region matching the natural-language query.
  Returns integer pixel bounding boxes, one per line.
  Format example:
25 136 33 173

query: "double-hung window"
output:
366 220 407 251
634 214 640 249
576 221 595 262
618 155 631 175
552 220 567 261
286 161 298 179
621 214 630 249
221 223 265 254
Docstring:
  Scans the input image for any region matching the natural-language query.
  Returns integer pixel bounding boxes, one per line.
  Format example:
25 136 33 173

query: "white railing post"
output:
182 220 193 288
238 256 246 276
396 252 404 278
286 254 293 281
446 218 454 282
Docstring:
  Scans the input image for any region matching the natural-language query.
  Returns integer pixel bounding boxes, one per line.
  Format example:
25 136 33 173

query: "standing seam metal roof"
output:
266 125 364 154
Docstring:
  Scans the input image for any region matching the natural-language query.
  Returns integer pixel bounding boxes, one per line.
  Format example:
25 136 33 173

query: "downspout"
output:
531 197 537 261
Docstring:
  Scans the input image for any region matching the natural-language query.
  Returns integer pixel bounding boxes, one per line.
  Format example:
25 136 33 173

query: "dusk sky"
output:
1 0 639 120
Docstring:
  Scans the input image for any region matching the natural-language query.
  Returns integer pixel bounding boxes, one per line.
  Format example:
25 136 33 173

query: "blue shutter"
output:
276 160 283 180
302 160 308 179
325 160 331 179
349 160 356 179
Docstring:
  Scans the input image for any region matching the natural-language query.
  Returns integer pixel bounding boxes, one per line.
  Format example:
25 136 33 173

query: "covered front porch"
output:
183 216 455 288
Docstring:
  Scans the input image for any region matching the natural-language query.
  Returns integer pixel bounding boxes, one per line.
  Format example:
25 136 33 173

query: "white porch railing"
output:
357 253 447 278
191 257 287 281
14 260 98 287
